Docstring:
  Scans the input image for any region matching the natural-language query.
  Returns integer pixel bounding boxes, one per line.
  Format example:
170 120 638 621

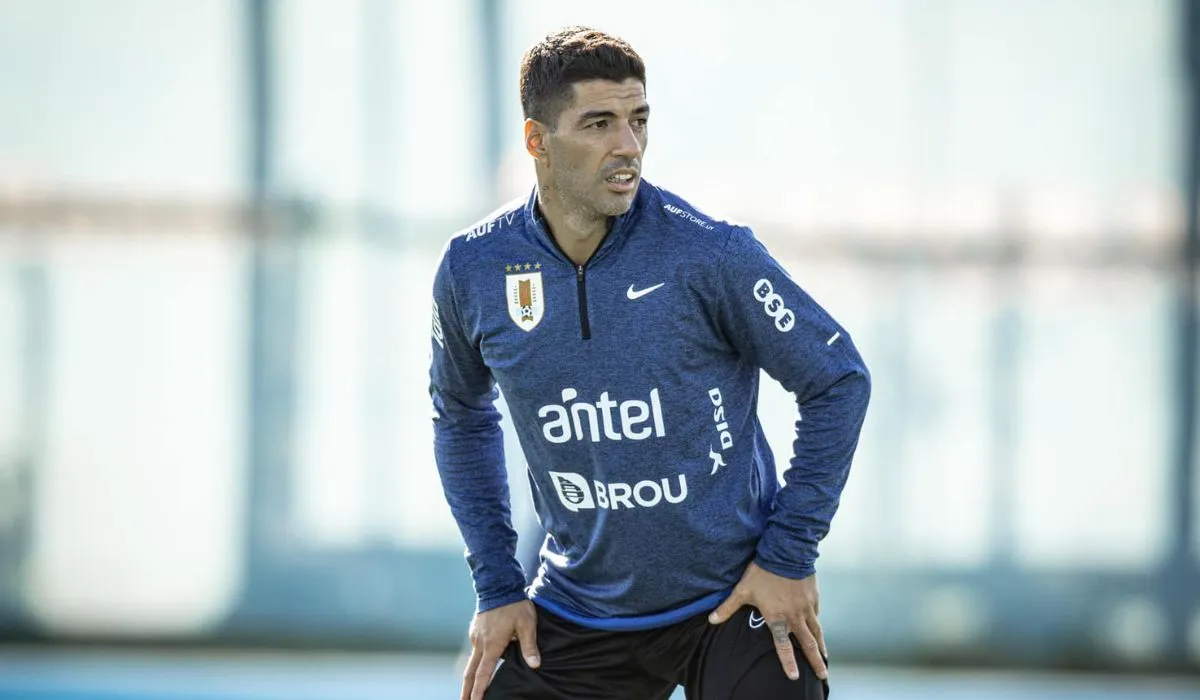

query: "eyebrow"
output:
576 104 651 125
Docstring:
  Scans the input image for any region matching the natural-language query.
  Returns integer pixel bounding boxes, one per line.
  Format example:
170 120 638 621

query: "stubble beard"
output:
554 170 634 223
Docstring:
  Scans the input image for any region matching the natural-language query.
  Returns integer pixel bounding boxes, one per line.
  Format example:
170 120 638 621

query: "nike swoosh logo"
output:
626 283 665 300
748 611 766 629
489 657 505 681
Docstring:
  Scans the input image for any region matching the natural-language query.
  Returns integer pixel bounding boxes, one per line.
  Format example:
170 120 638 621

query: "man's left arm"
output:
703 226 871 680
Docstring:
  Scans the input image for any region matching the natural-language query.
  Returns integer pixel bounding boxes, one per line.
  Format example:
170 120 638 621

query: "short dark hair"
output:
519 26 646 129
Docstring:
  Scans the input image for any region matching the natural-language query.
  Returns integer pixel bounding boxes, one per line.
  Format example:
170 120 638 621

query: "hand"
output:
707 562 827 682
461 600 541 700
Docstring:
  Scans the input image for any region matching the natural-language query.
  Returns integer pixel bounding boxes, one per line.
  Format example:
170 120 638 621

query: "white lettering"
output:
663 204 715 230
539 388 666 443
539 405 571 443
549 472 689 511
764 293 785 315
621 400 650 439
650 388 666 437
707 386 733 474
609 483 634 509
752 279 795 333
663 474 688 503
570 401 601 442
431 301 445 349
597 392 621 440
633 480 661 507
464 211 519 241
594 481 609 509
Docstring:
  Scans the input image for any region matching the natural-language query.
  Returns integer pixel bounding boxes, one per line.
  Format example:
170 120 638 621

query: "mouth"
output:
603 169 639 193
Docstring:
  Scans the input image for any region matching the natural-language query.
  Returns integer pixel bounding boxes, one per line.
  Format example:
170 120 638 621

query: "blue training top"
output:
429 181 871 631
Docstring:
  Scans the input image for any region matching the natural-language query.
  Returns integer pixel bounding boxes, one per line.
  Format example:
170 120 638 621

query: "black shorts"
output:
485 603 830 699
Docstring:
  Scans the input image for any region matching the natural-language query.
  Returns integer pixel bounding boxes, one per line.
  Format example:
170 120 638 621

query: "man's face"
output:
542 78 649 217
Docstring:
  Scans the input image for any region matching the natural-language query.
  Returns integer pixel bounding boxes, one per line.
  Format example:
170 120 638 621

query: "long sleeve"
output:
429 244 527 612
704 227 871 580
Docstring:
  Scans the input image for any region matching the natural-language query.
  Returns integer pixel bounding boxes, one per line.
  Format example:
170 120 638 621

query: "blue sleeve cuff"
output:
477 588 529 614
755 526 817 580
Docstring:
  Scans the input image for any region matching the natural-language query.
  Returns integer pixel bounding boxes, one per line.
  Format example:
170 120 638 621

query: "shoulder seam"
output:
713 225 739 299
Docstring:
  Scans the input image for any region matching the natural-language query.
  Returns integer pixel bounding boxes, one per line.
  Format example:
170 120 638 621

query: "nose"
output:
611 120 642 159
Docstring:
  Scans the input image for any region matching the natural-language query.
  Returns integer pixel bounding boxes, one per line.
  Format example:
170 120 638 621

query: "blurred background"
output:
1 0 1199 698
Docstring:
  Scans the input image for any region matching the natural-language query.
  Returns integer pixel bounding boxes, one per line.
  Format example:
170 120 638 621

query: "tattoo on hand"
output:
768 620 790 645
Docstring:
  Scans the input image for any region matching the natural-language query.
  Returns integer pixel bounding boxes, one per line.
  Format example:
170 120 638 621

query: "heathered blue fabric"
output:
429 181 870 631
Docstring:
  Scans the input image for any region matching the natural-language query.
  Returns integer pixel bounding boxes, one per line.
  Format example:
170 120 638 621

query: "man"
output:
430 26 870 700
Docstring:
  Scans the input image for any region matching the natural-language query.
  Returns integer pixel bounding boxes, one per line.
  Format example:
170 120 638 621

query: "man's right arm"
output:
429 244 527 613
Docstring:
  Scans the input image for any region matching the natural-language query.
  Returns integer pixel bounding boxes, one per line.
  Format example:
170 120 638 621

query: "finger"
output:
810 614 828 660
470 651 501 700
707 589 744 624
767 618 800 681
460 646 482 700
516 614 541 668
793 618 828 681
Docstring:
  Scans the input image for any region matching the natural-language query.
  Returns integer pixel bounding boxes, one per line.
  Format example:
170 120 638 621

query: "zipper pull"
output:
576 265 584 282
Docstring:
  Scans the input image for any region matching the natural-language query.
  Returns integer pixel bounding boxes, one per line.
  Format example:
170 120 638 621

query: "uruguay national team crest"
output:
506 262 544 331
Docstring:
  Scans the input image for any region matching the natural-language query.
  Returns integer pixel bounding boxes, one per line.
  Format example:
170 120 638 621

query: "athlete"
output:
429 26 871 700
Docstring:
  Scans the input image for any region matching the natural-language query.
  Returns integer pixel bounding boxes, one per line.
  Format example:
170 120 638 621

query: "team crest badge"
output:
506 262 544 331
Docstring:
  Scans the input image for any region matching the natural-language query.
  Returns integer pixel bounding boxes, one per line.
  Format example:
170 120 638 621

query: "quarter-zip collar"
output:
523 182 646 269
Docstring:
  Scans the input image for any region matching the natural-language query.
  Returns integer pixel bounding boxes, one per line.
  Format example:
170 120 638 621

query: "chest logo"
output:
506 262 544 331
626 282 665 300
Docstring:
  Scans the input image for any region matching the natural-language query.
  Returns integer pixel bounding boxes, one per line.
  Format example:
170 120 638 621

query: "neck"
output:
536 182 609 267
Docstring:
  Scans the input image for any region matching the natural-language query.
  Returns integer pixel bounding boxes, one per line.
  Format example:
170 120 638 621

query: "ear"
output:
524 119 548 160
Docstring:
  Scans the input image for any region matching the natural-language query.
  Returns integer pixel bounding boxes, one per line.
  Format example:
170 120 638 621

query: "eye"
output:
588 119 608 130
633 118 648 128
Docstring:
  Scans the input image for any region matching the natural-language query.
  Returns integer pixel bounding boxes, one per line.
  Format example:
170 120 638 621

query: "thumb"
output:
708 589 744 625
516 615 541 669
